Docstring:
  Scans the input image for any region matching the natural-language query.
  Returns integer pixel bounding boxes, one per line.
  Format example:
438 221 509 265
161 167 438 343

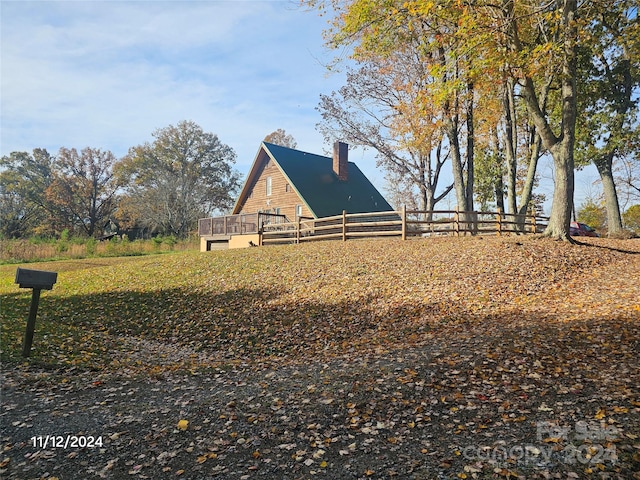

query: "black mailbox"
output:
15 268 58 290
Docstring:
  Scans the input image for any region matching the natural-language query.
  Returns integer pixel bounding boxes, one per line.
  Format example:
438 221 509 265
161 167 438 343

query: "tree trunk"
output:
495 174 505 214
465 81 475 214
445 118 467 213
424 185 435 222
516 0 577 240
594 154 623 236
516 133 542 232
545 0 578 240
544 143 575 239
518 71 552 223
518 133 541 211
465 82 477 234
503 78 518 219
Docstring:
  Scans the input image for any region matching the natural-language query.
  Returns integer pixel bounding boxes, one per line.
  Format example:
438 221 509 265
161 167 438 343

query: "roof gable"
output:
233 142 392 218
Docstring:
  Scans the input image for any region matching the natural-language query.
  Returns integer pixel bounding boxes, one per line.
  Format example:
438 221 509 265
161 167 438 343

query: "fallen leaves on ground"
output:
1 236 639 479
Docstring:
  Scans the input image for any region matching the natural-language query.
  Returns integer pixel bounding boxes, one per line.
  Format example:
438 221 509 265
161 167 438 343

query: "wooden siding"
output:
237 156 314 220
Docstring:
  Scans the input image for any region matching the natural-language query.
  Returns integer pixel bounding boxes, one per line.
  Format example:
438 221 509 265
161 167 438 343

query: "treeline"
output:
0 121 241 240
308 0 640 239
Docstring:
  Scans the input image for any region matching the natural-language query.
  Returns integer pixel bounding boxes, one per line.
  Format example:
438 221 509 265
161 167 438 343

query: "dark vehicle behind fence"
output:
570 221 599 237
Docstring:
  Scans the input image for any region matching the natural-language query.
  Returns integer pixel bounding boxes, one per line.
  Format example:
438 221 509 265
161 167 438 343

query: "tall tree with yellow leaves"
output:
306 0 620 240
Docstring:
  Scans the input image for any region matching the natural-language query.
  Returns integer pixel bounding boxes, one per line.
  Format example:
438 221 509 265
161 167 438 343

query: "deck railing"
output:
198 212 289 237
199 208 548 245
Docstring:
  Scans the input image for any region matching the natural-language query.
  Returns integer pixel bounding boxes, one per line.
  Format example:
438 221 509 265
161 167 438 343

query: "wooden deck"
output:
198 212 290 250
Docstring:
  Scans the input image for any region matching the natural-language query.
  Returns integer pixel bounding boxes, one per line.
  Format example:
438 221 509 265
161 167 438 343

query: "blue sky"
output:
1 1 351 168
1 0 600 213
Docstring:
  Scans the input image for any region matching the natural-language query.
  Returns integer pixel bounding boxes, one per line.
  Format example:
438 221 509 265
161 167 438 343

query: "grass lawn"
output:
1 236 639 479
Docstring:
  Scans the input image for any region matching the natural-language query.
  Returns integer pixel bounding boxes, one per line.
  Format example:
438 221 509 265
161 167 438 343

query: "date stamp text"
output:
30 435 103 449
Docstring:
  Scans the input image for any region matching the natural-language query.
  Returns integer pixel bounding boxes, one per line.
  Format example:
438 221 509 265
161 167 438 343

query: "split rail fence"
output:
260 207 548 245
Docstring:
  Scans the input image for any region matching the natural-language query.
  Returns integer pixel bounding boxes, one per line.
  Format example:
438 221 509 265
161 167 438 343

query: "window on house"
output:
266 176 272 196
285 183 291 192
296 205 303 217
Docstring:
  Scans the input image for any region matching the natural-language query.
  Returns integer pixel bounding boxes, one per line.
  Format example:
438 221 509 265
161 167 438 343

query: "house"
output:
234 141 392 219
199 141 394 250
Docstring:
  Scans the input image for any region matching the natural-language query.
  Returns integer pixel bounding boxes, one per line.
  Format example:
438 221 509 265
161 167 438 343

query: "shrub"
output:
85 237 98 255
576 199 606 231
164 235 178 250
56 229 70 253
623 205 640 235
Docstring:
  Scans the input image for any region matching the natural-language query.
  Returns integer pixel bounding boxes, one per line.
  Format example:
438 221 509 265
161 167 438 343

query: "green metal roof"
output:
262 142 393 218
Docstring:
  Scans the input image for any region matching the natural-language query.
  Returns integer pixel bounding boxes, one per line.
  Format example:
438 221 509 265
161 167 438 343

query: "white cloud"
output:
1 0 347 175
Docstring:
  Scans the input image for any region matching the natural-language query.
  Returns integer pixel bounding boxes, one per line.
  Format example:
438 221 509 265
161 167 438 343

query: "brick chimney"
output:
333 141 348 181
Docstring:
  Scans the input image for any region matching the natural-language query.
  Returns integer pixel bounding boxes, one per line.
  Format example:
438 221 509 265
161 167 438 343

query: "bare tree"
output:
615 155 640 208
317 57 452 216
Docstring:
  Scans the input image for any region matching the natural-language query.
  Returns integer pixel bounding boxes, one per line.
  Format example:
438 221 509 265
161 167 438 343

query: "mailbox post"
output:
15 268 58 357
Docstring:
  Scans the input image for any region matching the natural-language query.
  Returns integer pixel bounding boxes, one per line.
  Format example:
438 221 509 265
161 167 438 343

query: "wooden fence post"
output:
531 211 537 234
454 207 459 237
22 288 41 357
296 217 301 244
342 210 347 241
497 208 502 236
401 205 407 241
15 268 57 357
